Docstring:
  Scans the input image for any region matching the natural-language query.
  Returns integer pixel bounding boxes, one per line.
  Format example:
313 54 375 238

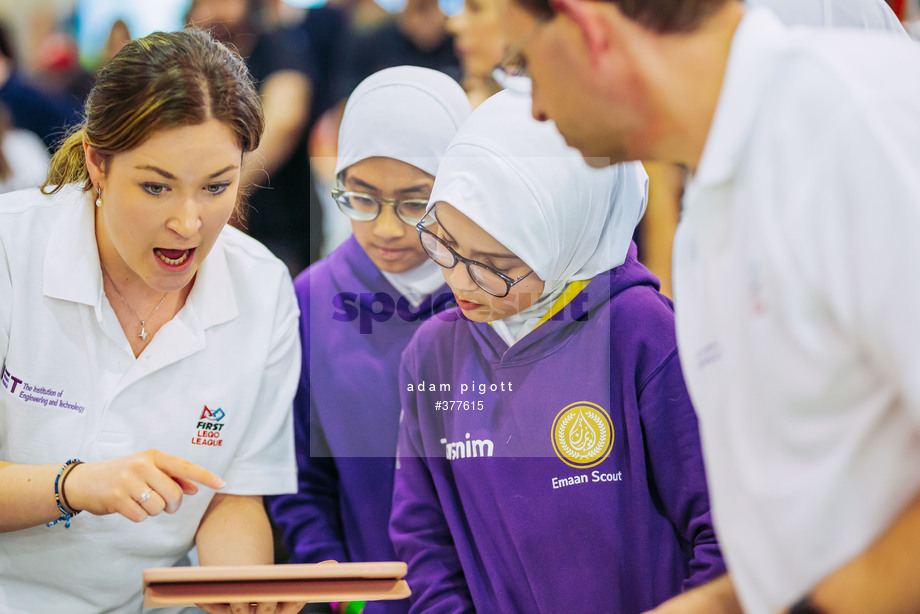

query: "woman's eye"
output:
142 183 167 196
206 182 231 195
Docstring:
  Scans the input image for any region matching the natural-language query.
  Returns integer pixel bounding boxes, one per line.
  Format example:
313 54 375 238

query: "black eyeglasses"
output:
491 15 552 94
417 222 533 298
332 187 430 226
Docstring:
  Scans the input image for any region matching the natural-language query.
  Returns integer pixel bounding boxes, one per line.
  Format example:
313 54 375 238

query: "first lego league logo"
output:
192 405 225 447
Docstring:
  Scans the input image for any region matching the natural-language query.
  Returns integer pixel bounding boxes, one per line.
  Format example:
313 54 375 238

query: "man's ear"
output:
548 0 611 66
83 138 105 189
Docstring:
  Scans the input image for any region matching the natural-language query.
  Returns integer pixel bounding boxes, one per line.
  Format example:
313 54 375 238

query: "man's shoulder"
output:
766 28 920 118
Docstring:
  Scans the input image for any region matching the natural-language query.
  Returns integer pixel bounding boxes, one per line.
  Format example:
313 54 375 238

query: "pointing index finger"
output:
154 452 225 490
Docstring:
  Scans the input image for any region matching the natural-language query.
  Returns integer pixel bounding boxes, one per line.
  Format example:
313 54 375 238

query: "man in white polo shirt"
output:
495 0 920 612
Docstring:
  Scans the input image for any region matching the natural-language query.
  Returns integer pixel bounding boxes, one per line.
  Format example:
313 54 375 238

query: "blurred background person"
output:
0 19 81 151
32 29 95 108
103 19 132 62
446 0 503 107
260 0 352 130
188 0 320 275
337 0 459 98
0 103 49 194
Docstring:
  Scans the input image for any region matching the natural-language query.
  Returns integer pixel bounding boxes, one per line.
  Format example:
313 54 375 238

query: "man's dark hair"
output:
515 0 739 33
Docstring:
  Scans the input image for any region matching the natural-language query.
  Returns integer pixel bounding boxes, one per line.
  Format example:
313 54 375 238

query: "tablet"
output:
142 562 410 608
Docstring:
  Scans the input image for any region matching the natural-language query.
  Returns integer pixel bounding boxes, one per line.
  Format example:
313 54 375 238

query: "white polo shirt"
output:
0 185 300 613
673 9 920 614
746 0 906 32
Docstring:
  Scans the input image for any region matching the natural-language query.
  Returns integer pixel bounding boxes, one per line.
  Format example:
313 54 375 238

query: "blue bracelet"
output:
46 459 83 528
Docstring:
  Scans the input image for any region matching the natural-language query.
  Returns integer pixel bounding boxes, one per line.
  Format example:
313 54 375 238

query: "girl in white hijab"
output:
333 65 473 306
390 91 724 613
268 66 470 614
420 88 648 346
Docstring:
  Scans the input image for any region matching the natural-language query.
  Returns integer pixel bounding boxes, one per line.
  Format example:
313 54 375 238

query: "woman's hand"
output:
197 602 306 614
193 496 308 614
63 449 224 521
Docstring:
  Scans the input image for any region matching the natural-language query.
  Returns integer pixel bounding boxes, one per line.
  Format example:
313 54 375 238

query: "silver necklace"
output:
100 265 168 342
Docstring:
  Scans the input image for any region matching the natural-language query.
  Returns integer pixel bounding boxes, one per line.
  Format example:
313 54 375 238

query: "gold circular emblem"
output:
551 402 613 468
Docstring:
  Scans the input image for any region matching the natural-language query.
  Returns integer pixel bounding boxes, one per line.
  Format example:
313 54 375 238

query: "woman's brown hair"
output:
41 28 263 197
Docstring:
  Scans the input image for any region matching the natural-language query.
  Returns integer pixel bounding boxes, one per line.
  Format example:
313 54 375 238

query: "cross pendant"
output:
139 322 149 341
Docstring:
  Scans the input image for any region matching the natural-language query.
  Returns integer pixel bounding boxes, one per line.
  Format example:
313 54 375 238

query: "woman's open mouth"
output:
154 247 195 268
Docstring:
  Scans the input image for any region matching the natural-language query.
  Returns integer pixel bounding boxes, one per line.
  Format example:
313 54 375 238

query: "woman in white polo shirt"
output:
0 29 301 614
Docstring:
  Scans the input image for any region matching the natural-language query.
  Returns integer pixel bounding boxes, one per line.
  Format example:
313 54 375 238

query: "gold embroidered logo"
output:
551 402 613 468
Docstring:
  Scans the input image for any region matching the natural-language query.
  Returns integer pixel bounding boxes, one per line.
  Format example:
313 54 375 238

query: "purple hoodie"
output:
269 236 456 614
390 245 724 613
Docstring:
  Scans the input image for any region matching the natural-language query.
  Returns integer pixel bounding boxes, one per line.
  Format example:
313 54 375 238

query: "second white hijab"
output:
336 66 471 304
428 91 648 345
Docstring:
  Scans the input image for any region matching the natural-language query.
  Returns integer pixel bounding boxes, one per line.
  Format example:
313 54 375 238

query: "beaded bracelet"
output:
46 459 83 528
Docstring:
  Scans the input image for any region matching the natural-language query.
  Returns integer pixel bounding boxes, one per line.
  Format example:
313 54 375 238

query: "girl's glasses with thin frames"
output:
416 220 533 297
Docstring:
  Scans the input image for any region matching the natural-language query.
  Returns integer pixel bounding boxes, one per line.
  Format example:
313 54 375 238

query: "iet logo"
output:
1 364 22 393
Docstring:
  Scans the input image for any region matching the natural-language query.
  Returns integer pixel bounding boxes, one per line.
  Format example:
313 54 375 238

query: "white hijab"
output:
428 91 648 345
337 66 472 305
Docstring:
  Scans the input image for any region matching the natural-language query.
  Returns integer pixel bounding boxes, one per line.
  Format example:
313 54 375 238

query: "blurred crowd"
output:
0 0 916 287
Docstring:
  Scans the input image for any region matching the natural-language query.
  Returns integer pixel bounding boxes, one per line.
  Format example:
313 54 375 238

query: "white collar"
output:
380 258 445 307
690 8 786 193
43 186 102 307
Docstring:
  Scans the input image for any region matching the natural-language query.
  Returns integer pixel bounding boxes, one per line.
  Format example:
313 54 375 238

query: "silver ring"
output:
137 488 152 504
